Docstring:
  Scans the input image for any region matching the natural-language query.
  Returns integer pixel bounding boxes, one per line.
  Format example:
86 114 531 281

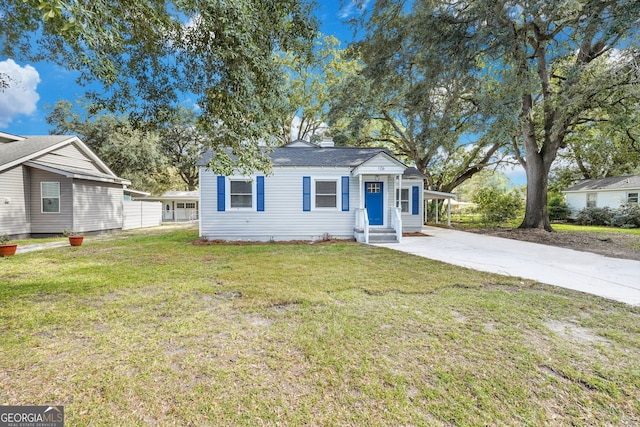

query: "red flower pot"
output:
68 236 84 247
0 244 18 256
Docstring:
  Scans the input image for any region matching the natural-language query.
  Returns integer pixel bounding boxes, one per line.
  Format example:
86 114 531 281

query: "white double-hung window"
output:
396 188 409 212
41 182 60 213
315 180 337 208
230 180 253 208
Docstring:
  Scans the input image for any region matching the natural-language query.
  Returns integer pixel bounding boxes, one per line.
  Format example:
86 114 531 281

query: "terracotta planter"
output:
0 244 18 256
68 236 84 247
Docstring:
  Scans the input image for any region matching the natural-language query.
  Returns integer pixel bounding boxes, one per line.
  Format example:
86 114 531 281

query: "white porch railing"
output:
391 207 402 243
355 208 370 244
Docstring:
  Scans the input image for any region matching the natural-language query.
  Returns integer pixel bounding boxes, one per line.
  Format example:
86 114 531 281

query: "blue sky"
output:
0 0 357 136
0 0 526 185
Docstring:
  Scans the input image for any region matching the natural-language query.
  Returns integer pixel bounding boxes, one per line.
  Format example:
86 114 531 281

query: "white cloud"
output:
0 59 40 128
502 162 527 187
339 0 372 19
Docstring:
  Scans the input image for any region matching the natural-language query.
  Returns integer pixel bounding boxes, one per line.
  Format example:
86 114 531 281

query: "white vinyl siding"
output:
41 182 60 213
0 165 31 236
565 189 640 217
41 143 104 171
399 179 424 232
72 180 123 232
200 167 358 241
30 169 72 233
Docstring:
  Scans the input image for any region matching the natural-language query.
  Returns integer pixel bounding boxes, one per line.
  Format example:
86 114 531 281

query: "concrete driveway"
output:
374 226 640 306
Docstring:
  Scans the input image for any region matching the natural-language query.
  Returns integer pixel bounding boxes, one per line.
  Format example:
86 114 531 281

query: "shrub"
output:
472 186 524 226
548 193 571 221
613 204 640 228
575 207 615 226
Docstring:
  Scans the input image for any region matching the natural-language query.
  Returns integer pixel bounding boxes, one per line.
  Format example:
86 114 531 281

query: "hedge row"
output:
575 205 640 228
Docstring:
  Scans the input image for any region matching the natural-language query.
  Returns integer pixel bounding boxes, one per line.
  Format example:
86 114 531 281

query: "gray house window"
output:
315 181 337 208
586 193 597 208
628 192 639 204
41 182 60 213
230 180 253 208
396 188 409 212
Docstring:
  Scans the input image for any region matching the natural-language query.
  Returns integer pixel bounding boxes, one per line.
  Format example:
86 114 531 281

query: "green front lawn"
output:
553 223 640 235
1 227 639 425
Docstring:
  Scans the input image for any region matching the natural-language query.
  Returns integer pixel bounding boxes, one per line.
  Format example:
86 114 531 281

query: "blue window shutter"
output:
303 176 311 212
341 176 349 211
217 176 225 211
257 176 265 212
412 186 419 215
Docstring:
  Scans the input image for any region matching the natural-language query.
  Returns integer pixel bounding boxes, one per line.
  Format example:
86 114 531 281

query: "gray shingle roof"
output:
403 166 425 179
563 175 640 192
0 135 72 169
197 146 398 168
27 160 129 184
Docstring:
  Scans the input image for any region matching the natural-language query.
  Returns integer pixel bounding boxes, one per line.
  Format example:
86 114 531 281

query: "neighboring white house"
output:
138 190 199 221
197 139 425 243
0 132 160 238
563 175 640 215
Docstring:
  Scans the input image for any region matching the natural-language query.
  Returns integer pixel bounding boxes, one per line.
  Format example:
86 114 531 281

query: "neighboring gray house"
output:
0 132 137 238
139 190 199 221
197 139 425 243
563 175 640 215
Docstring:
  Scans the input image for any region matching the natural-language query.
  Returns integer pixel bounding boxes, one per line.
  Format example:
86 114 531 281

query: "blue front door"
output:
365 182 384 225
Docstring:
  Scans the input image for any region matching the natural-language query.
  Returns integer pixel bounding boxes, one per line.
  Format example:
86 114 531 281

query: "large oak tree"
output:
330 1 510 193
1 0 317 174
425 0 639 229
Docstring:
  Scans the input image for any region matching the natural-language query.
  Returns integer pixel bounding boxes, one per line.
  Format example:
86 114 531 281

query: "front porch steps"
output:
368 228 398 243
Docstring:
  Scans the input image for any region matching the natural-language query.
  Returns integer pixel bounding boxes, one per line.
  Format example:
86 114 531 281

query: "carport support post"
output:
435 199 439 224
447 199 451 226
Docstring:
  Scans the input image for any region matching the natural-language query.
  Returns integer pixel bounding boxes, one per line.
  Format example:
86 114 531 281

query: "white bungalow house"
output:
138 190 199 221
563 175 640 215
197 139 425 243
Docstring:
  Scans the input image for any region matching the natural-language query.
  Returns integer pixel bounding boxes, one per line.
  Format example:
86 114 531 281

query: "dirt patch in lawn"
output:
459 227 640 261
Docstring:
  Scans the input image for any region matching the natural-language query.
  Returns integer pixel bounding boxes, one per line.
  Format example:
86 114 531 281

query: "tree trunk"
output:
520 150 553 231
519 94 554 231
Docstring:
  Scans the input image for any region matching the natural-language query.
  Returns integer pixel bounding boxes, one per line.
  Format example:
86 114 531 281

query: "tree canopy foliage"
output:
351 0 640 230
329 1 513 193
274 35 360 145
46 101 178 193
1 0 317 174
158 107 210 191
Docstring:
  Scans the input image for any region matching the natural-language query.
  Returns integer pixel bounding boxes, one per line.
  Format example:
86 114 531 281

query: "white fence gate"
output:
123 201 162 230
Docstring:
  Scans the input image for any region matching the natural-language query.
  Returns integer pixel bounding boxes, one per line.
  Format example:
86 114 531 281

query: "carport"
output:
424 189 456 226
